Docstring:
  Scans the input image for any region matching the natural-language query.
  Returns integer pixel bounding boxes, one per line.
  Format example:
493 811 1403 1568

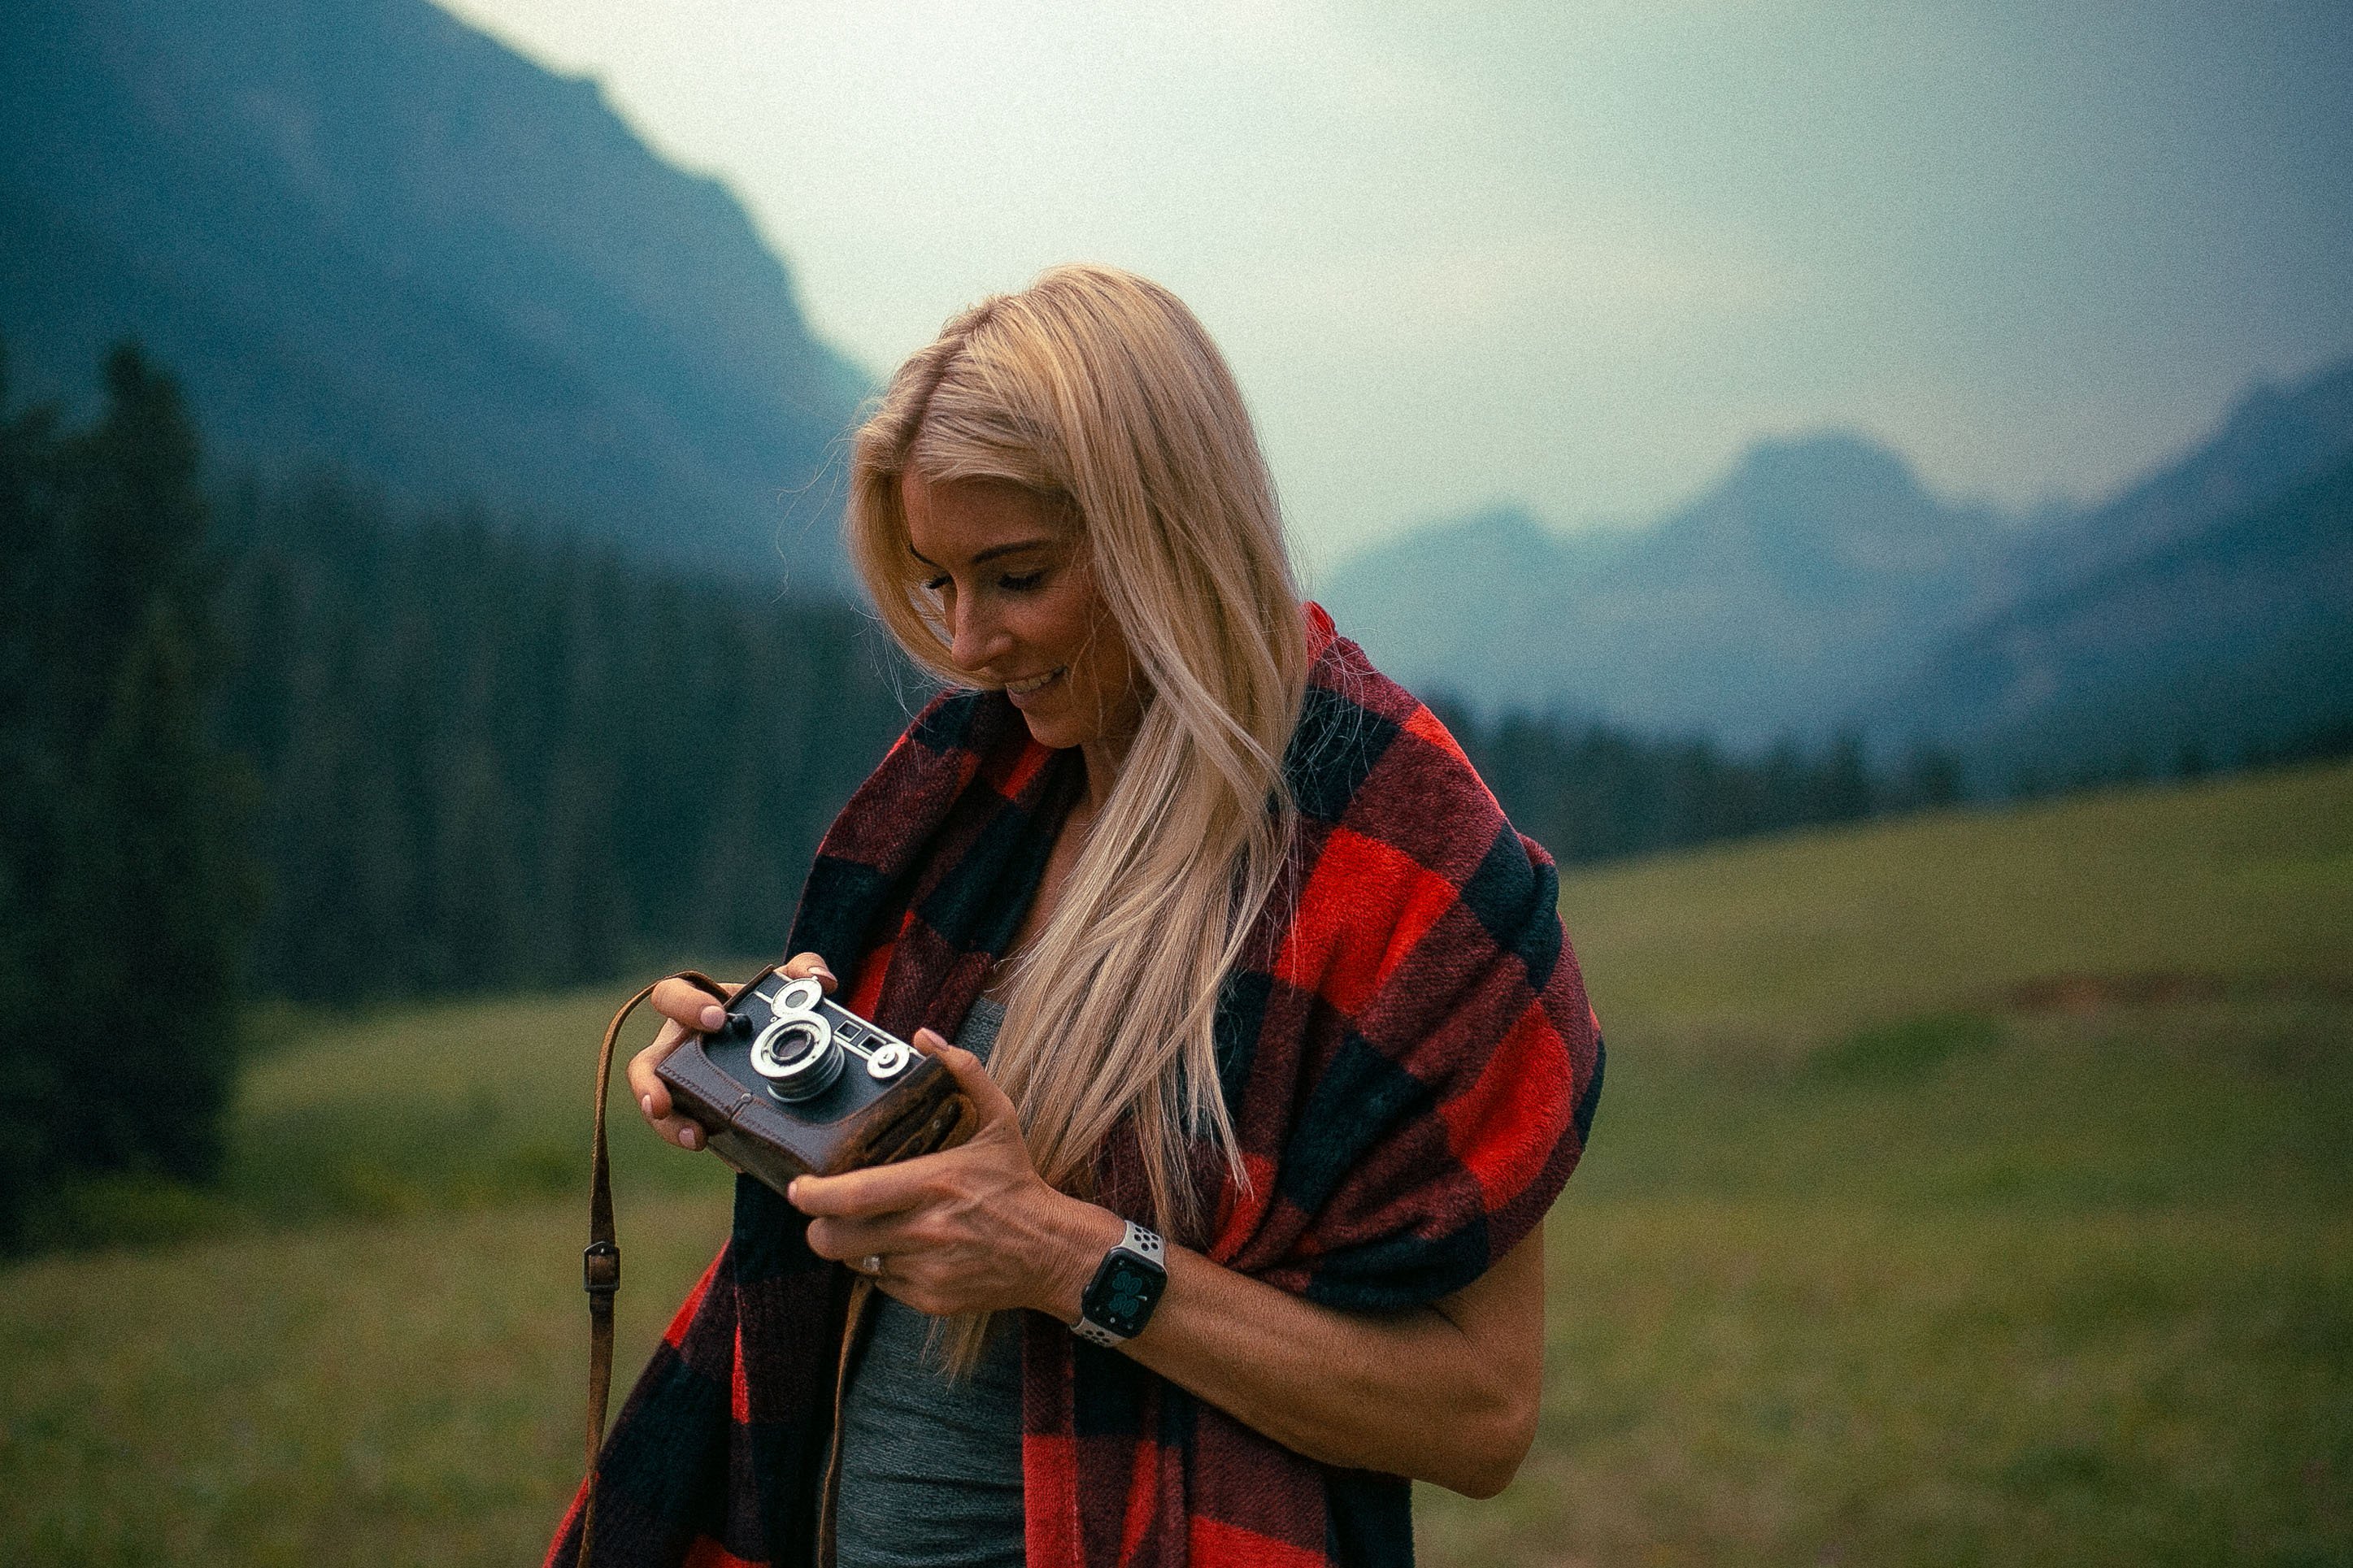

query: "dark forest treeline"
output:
1442 698 2353 867
209 478 913 1002
0 341 916 1244
1440 706 1961 867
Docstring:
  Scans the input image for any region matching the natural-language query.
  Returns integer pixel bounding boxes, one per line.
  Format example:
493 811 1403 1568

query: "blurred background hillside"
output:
1 0 2347 1563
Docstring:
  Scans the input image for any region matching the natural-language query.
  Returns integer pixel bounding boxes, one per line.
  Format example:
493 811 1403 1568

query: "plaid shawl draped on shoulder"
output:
549 603 1603 1568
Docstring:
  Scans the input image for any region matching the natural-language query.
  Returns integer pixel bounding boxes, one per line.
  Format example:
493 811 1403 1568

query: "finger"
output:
911 1027 1020 1127
781 952 839 993
651 974 730 1034
626 1023 687 1121
803 1212 920 1264
633 1085 706 1149
627 1023 713 1149
635 1091 707 1151
789 1157 942 1219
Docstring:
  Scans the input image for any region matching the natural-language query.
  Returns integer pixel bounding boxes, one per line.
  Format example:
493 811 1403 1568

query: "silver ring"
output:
859 1253 885 1277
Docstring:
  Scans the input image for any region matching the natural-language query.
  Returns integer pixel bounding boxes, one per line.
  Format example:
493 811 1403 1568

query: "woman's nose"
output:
948 595 1010 673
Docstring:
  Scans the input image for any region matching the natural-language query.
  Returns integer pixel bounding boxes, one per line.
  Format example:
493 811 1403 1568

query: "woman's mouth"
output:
1004 667 1066 699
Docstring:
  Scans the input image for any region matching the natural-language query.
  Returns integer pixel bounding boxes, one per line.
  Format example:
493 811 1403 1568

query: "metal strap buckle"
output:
582 1239 621 1297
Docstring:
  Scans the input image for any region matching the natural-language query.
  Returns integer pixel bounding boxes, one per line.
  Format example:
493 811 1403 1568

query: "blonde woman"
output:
555 265 1603 1568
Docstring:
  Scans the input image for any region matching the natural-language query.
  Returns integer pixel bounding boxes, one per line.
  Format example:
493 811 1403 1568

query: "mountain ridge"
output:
0 0 868 581
2016 357 2353 593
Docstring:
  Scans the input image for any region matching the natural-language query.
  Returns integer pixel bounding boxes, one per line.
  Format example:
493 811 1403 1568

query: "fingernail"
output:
641 1094 653 1118
787 1179 802 1204
699 1005 725 1029
818 970 836 987
679 1126 698 1149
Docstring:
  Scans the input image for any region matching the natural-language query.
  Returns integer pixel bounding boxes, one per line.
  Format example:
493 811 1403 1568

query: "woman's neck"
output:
1077 733 1127 816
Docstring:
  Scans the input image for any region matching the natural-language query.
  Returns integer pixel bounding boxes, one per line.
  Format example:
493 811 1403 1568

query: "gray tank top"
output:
833 996 1026 1568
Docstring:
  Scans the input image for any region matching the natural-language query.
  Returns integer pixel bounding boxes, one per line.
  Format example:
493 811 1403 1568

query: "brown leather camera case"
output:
655 970 976 1190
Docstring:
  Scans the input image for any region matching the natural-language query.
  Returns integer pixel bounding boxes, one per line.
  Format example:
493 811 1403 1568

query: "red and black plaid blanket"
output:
549 603 1603 1568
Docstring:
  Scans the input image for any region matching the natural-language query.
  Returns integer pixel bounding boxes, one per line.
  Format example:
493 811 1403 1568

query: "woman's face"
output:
900 472 1143 758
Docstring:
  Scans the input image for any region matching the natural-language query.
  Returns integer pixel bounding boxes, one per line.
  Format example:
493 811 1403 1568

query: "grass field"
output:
3 763 2349 1565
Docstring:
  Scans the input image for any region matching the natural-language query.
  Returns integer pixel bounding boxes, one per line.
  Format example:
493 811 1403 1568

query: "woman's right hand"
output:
628 953 837 1150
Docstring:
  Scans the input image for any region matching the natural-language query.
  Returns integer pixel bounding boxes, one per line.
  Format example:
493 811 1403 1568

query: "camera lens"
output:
750 1015 845 1102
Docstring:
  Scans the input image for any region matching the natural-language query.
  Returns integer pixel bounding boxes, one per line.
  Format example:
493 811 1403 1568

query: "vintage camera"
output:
655 965 973 1193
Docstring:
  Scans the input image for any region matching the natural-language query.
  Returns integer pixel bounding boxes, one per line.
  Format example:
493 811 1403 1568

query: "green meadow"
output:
3 763 2349 1566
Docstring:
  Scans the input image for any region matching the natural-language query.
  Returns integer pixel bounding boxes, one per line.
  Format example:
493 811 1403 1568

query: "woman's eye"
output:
999 570 1046 593
922 575 951 595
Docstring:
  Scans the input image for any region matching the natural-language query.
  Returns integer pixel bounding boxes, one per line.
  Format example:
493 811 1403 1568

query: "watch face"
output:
1092 1254 1162 1336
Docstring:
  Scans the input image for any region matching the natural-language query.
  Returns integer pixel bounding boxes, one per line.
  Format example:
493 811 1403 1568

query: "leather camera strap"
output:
576 970 728 1568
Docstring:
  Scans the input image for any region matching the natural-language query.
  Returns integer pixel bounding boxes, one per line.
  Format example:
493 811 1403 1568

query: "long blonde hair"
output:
848 264 1307 1256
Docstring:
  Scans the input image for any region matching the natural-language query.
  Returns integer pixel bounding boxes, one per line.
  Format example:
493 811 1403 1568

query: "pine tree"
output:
0 337 67 1244
0 341 258 1247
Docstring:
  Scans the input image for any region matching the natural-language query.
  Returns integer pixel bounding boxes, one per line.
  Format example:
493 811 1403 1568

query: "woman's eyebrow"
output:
908 538 1057 569
975 539 1054 564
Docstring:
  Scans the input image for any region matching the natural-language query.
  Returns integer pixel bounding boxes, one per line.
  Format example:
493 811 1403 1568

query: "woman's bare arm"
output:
1119 1222 1546 1497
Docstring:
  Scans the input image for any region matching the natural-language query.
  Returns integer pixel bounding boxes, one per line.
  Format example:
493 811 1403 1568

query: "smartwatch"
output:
1073 1220 1167 1347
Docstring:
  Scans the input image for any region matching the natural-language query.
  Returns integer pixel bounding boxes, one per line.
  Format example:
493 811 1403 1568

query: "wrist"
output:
1034 1195 1126 1323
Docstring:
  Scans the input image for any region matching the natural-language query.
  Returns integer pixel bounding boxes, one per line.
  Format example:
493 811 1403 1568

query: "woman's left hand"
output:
788 1029 1124 1321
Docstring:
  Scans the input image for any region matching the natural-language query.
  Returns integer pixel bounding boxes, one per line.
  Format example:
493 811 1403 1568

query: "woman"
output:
554 265 1603 1568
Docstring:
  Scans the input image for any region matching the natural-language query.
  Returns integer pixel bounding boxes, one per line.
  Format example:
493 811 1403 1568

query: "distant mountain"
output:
1867 371 2353 775
1327 355 2353 766
1313 503 1626 720
0 0 866 584
1321 432 2018 741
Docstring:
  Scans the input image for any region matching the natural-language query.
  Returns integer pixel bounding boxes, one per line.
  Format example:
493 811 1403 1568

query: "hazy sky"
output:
442 0 2353 578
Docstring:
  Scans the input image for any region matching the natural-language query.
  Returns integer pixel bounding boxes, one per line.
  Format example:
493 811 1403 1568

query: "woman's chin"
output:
1011 692 1107 753
1017 710 1084 751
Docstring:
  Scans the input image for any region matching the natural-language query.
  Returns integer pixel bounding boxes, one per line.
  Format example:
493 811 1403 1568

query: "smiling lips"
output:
1003 667 1066 697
